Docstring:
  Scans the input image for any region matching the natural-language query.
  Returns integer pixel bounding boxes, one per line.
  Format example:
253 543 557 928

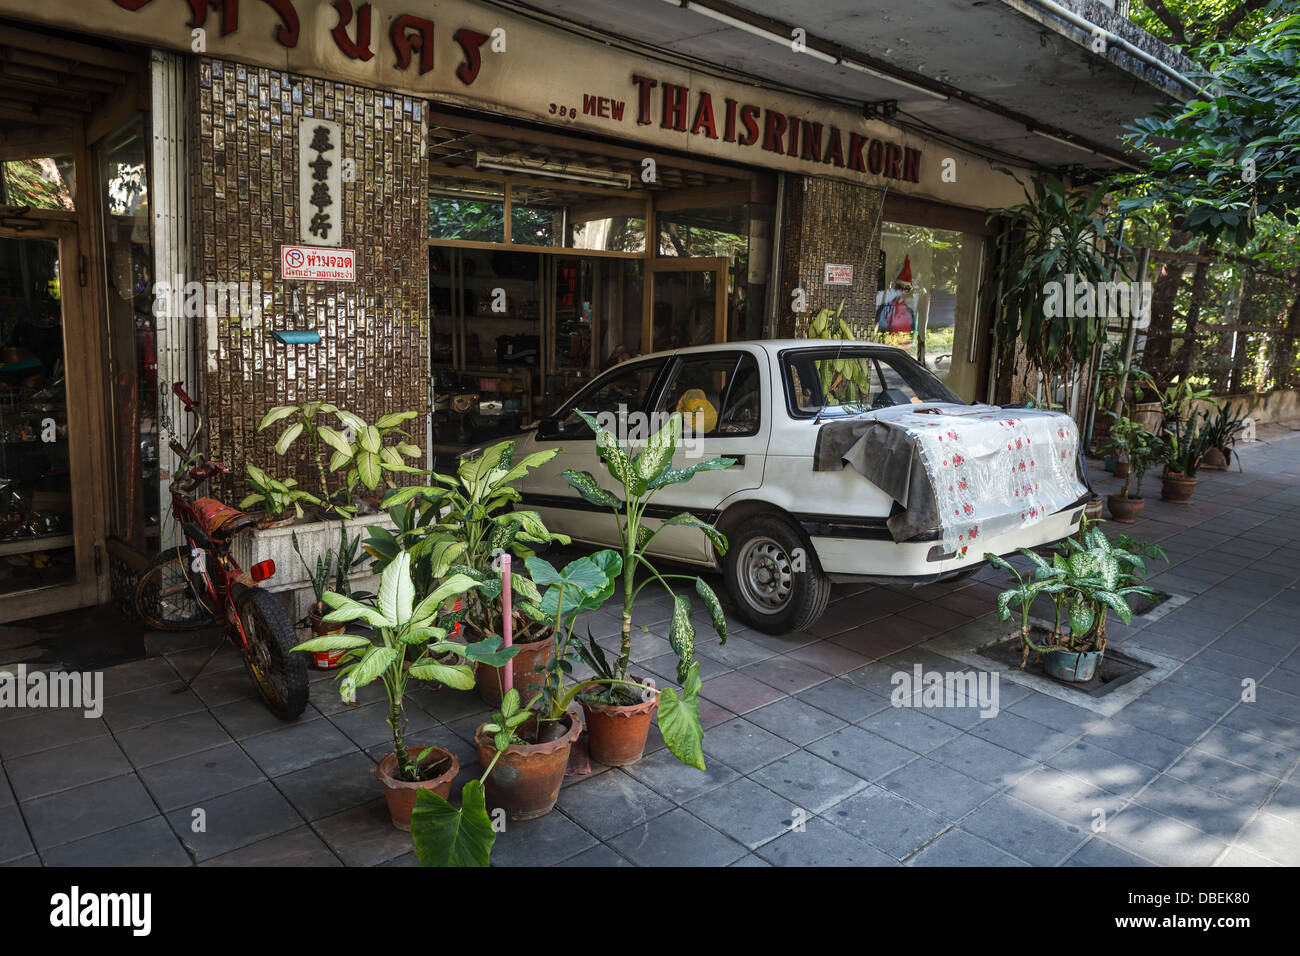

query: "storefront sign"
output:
5 0 1029 208
299 118 343 246
824 264 854 285
281 245 356 281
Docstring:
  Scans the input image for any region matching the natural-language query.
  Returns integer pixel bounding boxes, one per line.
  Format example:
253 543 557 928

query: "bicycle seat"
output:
193 497 258 541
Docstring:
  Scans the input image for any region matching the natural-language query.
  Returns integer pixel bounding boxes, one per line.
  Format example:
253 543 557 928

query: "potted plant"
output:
238 464 321 527
291 525 367 669
291 553 493 830
558 408 731 767
320 410 426 513
1100 417 1162 523
987 523 1156 682
1200 401 1246 470
1161 410 1210 502
372 440 569 706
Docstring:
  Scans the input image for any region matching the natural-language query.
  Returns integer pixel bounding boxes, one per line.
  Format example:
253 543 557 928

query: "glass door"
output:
0 222 103 615
645 257 728 353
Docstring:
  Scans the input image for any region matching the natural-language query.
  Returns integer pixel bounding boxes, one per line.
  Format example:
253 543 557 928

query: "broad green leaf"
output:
351 646 398 687
582 409 642 495
359 425 383 454
291 634 372 653
693 577 727 644
661 513 728 555
495 448 560 487
561 469 622 509
1094 590 1133 627
357 451 382 489
647 456 734 490
377 552 415 625
335 409 367 433
411 573 481 627
633 411 680 484
408 661 475 690
463 635 526 667
321 591 394 629
376 411 418 429
1068 600 1095 637
317 425 353 456
657 662 705 770
274 421 304 455
410 781 496 867
257 406 297 431
668 594 695 683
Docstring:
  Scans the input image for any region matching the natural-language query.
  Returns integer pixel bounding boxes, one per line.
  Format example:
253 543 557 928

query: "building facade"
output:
0 0 1185 620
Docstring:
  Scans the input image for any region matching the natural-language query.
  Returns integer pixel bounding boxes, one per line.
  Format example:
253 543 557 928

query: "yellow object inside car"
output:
676 388 718 434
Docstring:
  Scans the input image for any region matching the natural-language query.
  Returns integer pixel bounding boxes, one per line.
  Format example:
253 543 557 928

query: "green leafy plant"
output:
371 441 569 637
1099 415 1165 499
237 464 321 522
290 553 492 782
1201 400 1248 455
1163 409 1212 477
985 173 1126 403
257 402 346 510
987 523 1157 668
319 410 425 510
408 687 529 868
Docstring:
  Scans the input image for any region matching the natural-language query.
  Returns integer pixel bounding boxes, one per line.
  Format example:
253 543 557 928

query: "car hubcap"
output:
739 537 793 612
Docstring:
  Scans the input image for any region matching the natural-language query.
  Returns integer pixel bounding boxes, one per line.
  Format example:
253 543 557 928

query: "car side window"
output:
656 353 761 437
550 359 665 437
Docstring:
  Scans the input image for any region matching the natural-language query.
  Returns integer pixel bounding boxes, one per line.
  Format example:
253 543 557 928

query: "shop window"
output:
657 352 760 437
878 223 988 401
429 175 505 242
0 155 75 211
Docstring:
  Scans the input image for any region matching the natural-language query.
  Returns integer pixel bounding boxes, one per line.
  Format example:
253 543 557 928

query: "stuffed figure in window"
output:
876 256 916 334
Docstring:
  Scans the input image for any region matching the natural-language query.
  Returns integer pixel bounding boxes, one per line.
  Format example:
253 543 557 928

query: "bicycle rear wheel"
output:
238 587 308 719
135 546 216 631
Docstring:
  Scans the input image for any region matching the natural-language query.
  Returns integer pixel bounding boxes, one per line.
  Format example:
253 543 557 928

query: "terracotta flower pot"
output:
1113 460 1131 479
1202 447 1230 470
375 745 458 831
580 678 659 766
475 633 556 706
475 711 580 821
307 601 346 670
1106 493 1144 523
1161 473 1198 502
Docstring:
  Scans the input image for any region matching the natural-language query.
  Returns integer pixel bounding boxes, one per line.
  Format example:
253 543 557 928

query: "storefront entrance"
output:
425 111 774 460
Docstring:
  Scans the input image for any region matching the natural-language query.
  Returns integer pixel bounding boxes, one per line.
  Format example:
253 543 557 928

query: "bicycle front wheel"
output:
134 546 216 631
238 587 308 720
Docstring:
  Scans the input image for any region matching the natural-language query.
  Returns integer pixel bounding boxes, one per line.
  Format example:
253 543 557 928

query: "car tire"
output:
724 514 831 634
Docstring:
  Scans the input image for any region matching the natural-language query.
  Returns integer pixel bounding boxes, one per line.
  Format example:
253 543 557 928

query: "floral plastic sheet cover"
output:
892 406 1086 555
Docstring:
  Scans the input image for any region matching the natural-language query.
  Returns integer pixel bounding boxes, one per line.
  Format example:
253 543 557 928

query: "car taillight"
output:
251 559 276 582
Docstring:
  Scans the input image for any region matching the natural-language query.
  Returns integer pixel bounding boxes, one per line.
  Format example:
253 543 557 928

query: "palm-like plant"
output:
985 174 1126 406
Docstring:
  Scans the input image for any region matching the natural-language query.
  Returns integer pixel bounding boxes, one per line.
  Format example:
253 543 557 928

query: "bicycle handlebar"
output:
172 381 197 410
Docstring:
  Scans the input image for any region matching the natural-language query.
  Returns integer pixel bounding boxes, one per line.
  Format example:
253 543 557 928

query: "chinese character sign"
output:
299 117 343 246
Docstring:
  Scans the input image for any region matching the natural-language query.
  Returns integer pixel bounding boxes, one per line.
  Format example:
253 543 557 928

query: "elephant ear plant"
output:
986 522 1158 670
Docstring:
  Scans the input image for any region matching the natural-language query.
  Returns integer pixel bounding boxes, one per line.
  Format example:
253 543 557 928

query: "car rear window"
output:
782 347 961 417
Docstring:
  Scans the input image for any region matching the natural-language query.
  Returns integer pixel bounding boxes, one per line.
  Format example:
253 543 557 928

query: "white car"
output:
492 340 1090 634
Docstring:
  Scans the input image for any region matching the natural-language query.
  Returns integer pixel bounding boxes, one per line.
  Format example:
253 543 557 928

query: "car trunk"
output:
813 405 1089 555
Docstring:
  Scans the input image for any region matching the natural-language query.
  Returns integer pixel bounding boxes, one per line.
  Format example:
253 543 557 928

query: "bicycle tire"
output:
237 587 309 720
134 546 216 631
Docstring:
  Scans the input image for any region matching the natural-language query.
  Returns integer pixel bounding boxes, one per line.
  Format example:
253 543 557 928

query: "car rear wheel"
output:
724 514 831 634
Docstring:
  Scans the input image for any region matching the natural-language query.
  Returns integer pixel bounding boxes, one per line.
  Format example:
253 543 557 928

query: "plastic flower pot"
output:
1043 649 1100 682
307 601 346 669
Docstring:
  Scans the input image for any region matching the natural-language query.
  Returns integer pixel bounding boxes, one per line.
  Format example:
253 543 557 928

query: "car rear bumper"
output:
812 498 1087 581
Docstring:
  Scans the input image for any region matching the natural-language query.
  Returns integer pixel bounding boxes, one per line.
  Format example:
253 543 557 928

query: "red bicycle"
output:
134 382 308 719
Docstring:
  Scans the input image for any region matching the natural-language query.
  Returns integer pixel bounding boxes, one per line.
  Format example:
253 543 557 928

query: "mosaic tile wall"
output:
780 176 884 338
190 57 429 499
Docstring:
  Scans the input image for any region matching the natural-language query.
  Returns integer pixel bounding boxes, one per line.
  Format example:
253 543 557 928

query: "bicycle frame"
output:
165 383 261 651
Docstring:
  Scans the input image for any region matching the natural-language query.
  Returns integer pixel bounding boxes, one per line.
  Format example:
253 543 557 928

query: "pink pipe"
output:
501 553 513 693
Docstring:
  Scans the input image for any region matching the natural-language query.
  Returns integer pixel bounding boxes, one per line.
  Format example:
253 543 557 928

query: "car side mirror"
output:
538 415 560 437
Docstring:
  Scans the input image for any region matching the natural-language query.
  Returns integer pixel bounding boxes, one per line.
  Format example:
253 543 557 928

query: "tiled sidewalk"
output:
2 434 1299 866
